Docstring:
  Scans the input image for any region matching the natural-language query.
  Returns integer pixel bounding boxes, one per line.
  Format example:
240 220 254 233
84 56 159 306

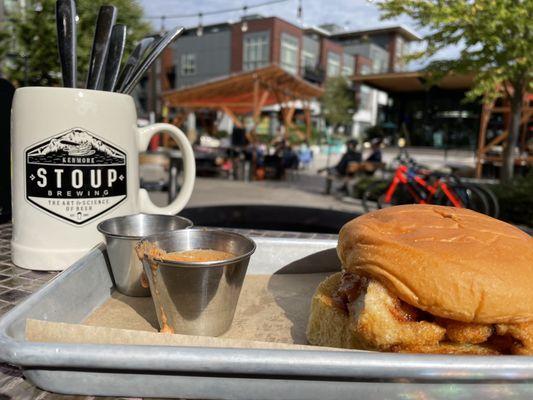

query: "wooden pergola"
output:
162 64 323 141
475 92 533 177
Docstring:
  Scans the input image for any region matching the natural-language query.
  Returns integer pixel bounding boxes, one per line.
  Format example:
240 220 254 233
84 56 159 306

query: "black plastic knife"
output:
86 5 117 90
102 24 127 91
55 0 77 87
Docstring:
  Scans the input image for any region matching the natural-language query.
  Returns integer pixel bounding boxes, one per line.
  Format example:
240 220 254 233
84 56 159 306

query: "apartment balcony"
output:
302 66 325 85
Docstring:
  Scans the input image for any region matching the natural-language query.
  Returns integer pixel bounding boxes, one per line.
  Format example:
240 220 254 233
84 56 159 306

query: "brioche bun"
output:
337 205 533 324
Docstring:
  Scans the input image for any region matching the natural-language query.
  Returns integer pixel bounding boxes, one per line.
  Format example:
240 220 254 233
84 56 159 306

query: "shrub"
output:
350 177 385 199
491 173 533 227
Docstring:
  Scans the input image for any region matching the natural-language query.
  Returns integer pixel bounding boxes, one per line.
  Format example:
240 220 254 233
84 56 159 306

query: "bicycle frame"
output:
384 165 464 207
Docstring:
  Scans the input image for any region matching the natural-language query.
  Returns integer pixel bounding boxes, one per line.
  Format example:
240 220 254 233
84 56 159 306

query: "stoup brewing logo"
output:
25 127 127 225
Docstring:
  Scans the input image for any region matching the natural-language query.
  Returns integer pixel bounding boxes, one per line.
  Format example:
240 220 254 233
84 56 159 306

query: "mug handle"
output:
137 123 196 215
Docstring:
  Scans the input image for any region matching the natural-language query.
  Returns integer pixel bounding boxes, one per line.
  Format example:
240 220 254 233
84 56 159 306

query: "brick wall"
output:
320 38 344 73
230 17 276 73
160 47 174 91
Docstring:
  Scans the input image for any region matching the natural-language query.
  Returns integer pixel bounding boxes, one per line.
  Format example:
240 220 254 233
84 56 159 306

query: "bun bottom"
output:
306 273 515 355
306 273 362 349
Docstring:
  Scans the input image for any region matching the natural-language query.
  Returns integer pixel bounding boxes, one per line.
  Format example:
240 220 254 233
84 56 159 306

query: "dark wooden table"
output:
0 222 335 399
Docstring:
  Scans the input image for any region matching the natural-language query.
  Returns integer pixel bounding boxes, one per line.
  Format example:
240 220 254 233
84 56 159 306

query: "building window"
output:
373 57 387 73
243 32 270 71
180 53 196 76
301 49 317 72
280 33 299 75
326 52 341 77
359 85 372 111
360 64 371 75
370 47 388 73
342 54 354 77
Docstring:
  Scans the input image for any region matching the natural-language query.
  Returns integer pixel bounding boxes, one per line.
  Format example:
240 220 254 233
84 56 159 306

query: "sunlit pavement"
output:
148 176 366 214
145 147 476 215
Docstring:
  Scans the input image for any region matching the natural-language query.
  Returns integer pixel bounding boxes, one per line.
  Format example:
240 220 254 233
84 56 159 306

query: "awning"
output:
352 71 475 93
162 64 323 114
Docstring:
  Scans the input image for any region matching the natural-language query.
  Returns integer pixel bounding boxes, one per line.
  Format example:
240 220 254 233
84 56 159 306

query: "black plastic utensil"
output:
102 24 127 91
55 0 77 87
114 36 154 93
86 5 117 90
121 26 184 95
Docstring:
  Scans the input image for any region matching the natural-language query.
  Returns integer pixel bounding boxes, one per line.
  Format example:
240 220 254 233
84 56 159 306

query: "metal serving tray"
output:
0 237 532 399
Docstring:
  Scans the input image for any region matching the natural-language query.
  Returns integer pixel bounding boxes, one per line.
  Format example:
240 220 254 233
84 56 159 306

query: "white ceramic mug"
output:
11 87 196 270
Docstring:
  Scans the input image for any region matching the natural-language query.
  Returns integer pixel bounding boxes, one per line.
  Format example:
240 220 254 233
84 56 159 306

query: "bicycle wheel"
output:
362 180 417 212
472 183 500 218
436 182 490 215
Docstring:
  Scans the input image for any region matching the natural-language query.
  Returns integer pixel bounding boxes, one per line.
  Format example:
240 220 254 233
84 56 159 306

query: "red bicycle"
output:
362 153 490 213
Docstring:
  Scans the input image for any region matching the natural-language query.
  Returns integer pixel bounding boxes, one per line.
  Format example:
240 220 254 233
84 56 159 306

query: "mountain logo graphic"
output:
25 127 127 225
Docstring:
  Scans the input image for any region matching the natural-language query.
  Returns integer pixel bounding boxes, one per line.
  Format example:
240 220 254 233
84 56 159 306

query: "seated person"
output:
366 138 383 163
335 139 362 176
298 142 313 169
282 145 299 170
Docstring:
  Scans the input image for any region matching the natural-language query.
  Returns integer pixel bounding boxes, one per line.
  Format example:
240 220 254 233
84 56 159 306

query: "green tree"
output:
0 0 151 87
321 76 356 130
379 0 533 182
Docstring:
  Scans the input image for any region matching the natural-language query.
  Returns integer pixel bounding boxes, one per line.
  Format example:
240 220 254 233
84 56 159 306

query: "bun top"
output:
338 205 533 324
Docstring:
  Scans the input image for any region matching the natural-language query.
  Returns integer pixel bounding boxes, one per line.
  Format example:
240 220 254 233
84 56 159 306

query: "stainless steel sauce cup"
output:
137 229 256 336
97 214 193 296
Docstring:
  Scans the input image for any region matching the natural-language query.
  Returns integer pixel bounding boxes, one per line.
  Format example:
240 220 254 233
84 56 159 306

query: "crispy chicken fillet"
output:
336 272 532 355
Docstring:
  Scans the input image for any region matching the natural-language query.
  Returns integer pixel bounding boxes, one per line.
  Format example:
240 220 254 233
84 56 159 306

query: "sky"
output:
139 0 460 68
140 0 407 31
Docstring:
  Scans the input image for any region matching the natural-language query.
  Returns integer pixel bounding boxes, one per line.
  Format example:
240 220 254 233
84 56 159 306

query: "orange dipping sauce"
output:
164 249 235 263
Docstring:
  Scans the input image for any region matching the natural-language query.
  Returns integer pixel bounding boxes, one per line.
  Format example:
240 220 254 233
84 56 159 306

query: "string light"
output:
145 0 288 24
241 6 249 32
197 13 203 36
344 20 350 31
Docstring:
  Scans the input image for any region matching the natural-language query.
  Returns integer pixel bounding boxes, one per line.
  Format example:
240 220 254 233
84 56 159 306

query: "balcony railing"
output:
302 66 325 84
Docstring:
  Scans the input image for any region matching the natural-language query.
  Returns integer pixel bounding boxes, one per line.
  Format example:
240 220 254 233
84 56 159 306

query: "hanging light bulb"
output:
197 13 204 36
241 5 248 32
297 0 303 25
344 20 350 31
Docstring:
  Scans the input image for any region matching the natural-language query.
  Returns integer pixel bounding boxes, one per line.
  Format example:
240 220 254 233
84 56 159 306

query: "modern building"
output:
353 71 481 149
160 15 356 91
144 15 421 142
326 25 421 140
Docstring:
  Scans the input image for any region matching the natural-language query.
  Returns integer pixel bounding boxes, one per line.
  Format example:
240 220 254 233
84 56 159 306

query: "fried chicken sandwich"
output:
307 204 533 355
